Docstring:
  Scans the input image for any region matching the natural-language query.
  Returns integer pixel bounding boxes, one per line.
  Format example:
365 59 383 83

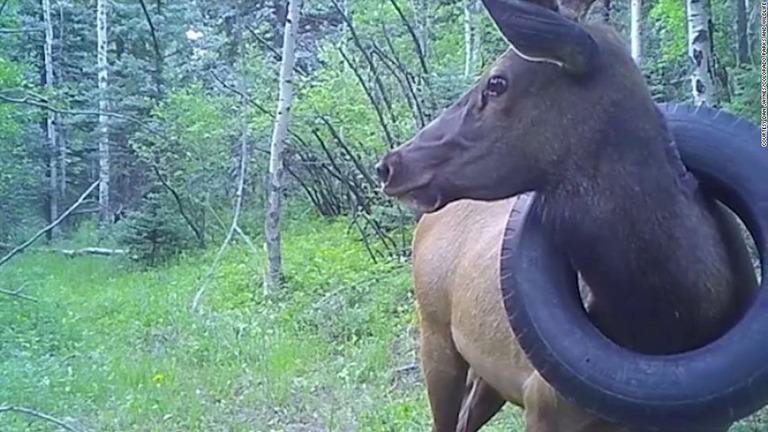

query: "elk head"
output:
375 0 651 212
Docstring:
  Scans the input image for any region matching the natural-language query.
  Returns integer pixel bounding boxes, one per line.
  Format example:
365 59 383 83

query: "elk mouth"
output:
382 181 445 213
377 156 446 213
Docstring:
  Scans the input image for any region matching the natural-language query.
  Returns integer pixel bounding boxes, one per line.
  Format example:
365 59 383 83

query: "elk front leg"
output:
420 320 469 432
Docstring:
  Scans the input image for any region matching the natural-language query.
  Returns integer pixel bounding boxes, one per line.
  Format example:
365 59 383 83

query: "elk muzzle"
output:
376 143 446 212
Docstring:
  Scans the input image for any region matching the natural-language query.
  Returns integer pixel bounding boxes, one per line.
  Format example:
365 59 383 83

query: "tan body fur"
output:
413 195 731 432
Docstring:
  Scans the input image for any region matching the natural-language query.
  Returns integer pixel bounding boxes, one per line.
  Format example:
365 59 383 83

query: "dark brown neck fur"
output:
536 103 752 354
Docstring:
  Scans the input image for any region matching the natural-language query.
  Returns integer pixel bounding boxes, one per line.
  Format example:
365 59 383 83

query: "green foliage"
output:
1 0 767 429
0 57 42 240
126 83 248 257
133 83 237 195
649 0 687 64
296 47 391 152
725 64 761 122
116 188 200 266
4 218 765 430
0 219 523 431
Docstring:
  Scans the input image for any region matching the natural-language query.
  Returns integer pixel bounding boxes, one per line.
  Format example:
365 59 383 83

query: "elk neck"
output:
534 105 742 354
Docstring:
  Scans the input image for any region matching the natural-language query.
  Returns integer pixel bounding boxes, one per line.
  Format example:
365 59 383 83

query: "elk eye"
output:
484 75 508 97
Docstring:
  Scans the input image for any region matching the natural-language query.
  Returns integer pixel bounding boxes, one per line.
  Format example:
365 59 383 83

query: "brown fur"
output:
414 196 750 432
378 4 757 431
414 196 634 431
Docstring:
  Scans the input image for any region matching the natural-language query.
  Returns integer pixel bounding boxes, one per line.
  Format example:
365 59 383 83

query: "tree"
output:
97 0 110 224
42 0 58 235
687 0 717 105
463 0 479 78
631 0 642 62
415 0 429 61
735 0 749 64
265 0 303 292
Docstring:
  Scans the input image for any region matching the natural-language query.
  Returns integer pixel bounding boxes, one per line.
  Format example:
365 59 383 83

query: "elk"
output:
375 0 768 430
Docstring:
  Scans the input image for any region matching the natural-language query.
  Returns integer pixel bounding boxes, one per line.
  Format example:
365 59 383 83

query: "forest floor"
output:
0 217 766 431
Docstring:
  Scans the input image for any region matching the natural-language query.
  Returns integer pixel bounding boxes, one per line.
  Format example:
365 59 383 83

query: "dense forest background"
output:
0 0 765 430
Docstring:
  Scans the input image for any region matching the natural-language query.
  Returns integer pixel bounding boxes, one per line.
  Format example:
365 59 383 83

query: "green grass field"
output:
0 217 766 431
0 217 525 431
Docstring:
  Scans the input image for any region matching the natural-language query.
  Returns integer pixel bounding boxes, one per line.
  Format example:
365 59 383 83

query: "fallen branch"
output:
0 246 126 258
57 247 128 257
0 284 36 302
0 28 44 34
0 180 100 268
0 404 81 431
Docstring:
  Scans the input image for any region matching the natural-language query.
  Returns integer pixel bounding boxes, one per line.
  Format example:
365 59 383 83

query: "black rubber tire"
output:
499 102 768 430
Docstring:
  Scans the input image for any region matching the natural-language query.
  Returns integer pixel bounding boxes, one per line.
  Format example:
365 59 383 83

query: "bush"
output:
116 187 200 266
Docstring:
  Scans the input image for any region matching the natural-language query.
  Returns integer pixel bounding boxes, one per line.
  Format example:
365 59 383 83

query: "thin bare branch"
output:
244 24 309 77
191 80 250 312
151 165 206 246
0 92 143 125
380 21 435 117
0 28 43 34
0 284 37 302
370 43 422 127
206 203 260 258
318 115 378 188
137 0 165 97
0 181 100 268
328 0 399 130
386 0 429 75
1 90 189 150
0 0 9 18
0 404 81 431
371 37 425 126
336 45 396 147
209 71 298 154
137 0 162 62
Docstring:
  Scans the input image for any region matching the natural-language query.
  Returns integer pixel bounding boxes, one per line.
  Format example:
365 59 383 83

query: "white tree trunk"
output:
97 0 110 224
463 0 472 78
687 0 717 106
630 0 642 63
341 0 349 52
58 0 66 199
43 0 58 235
412 0 429 60
265 0 302 292
463 0 479 78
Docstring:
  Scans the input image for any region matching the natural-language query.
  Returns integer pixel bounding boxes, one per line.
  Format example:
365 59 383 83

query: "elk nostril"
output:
375 161 391 184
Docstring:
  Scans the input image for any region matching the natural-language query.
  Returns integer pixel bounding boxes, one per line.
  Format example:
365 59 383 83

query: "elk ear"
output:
481 0 599 74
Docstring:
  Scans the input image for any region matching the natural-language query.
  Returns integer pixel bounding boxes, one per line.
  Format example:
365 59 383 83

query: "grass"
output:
0 215 766 431
0 216 526 431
